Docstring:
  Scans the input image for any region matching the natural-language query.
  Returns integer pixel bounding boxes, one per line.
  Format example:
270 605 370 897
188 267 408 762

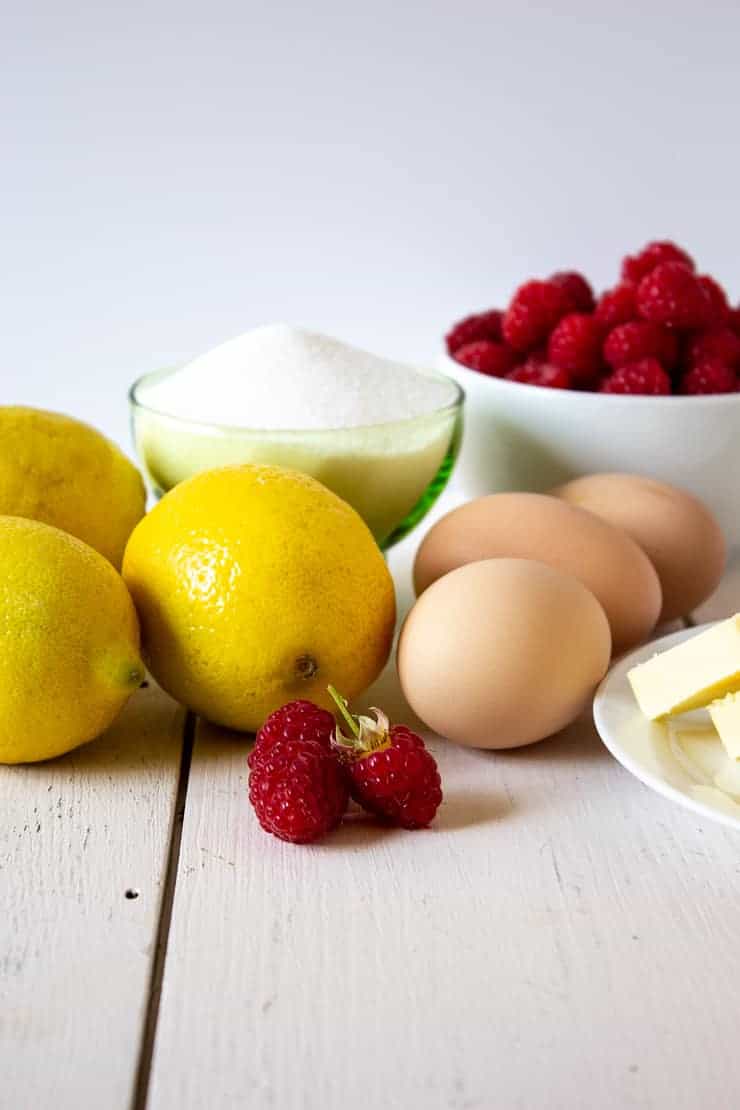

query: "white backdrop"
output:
3 0 739 449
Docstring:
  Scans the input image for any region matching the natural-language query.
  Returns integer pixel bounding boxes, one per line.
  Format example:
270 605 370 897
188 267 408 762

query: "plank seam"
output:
131 709 196 1110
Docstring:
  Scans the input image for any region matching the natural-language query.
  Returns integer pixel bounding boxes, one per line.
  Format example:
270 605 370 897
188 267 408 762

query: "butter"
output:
709 693 740 760
628 615 740 720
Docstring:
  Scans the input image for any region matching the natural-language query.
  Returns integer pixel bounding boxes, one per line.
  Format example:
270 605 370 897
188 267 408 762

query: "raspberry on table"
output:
506 360 571 389
679 358 737 395
621 241 695 285
445 309 503 355
636 262 710 329
549 271 595 313
685 327 740 370
249 699 336 768
546 313 603 381
248 737 349 844
600 357 672 395
697 275 730 325
595 284 638 330
502 280 571 351
452 339 515 377
329 689 442 830
603 320 678 370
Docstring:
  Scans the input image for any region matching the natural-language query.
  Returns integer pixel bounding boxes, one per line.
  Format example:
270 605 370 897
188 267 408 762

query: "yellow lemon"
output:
0 517 144 764
123 464 396 731
0 406 146 568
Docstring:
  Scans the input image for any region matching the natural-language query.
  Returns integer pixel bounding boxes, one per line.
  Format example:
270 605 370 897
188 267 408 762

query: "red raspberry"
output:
697 275 730 325
502 280 570 351
452 339 515 377
506 360 571 389
679 358 737 395
685 327 740 370
546 313 603 381
636 262 710 329
603 321 678 370
600 358 672 395
249 699 336 768
330 690 442 829
730 305 740 337
549 271 595 313
621 241 695 285
248 738 349 844
445 309 503 354
595 284 638 330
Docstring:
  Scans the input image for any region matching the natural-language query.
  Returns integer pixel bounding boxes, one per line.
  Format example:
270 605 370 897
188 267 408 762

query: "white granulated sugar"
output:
142 324 457 430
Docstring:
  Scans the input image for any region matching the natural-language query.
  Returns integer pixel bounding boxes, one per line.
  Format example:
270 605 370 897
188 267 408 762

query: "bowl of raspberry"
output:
442 242 740 547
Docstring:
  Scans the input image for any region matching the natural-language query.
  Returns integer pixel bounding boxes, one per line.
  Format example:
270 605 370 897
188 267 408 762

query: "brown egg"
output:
398 558 611 749
551 473 726 622
413 492 662 654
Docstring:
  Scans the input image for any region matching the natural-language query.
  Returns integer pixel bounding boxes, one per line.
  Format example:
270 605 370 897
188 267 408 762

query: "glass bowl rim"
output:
129 364 465 438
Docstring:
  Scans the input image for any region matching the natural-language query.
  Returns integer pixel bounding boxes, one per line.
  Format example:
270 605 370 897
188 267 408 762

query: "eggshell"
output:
413 492 662 654
551 473 726 622
397 558 611 749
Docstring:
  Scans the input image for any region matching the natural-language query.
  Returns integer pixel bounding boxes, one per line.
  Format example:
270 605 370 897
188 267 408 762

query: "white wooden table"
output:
3 535 740 1110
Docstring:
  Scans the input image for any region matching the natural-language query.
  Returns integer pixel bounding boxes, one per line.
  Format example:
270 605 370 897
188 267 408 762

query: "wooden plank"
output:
0 683 185 1110
148 548 740 1110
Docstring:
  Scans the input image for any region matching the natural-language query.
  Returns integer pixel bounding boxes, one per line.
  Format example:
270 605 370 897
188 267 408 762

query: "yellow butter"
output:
709 693 740 760
628 615 740 720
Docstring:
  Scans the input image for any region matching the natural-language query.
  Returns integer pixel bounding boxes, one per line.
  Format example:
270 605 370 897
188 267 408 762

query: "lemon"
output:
123 464 396 731
0 406 146 568
0 516 144 764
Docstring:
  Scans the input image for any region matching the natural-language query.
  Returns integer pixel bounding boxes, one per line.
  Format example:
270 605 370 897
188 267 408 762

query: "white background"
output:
3 0 739 448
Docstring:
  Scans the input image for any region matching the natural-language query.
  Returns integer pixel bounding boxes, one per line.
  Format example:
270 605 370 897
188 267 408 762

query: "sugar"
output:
140 324 457 430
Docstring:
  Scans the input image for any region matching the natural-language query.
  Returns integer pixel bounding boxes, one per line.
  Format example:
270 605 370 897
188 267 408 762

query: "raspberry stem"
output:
327 685 360 738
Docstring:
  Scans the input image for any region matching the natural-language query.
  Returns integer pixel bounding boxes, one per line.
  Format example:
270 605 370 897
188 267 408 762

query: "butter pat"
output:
628 615 740 720
709 693 740 760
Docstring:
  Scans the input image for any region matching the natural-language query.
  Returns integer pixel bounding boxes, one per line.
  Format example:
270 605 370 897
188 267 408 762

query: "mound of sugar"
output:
141 324 457 430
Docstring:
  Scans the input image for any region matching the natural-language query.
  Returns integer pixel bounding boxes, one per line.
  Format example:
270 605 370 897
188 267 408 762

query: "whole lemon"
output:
0 406 146 568
0 516 144 764
123 464 396 731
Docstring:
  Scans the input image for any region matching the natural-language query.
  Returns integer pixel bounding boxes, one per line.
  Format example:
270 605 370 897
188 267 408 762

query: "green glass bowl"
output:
129 367 464 550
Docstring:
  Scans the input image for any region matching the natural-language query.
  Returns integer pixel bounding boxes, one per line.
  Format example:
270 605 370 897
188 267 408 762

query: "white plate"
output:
593 624 740 831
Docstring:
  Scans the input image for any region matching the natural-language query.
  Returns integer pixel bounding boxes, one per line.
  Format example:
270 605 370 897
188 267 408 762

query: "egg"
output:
413 492 661 654
551 473 726 622
398 558 611 749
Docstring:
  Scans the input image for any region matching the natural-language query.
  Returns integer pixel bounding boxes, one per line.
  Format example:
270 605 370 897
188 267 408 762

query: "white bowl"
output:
441 352 740 549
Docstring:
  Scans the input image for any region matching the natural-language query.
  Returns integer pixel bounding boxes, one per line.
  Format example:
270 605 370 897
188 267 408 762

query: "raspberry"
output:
603 321 678 370
506 360 571 389
595 284 638 329
636 262 710 329
502 280 570 351
679 358 737 395
621 241 695 285
452 339 515 377
730 305 740 337
546 313 603 380
549 271 595 313
445 309 503 354
600 358 672 395
330 690 442 830
248 738 349 844
685 327 740 370
697 275 730 325
249 699 336 768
